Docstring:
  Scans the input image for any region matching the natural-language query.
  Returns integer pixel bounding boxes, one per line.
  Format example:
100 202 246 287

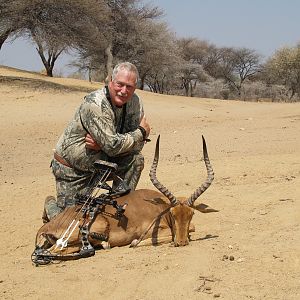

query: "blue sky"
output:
1 0 299 75
153 0 300 55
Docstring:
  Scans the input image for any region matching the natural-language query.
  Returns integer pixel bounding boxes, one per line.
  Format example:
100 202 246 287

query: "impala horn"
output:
149 135 178 206
186 135 214 206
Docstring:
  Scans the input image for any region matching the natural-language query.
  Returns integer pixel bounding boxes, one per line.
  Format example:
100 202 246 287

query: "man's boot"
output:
42 195 62 223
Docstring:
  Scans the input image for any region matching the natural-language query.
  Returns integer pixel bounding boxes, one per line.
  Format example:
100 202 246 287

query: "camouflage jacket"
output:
55 87 145 172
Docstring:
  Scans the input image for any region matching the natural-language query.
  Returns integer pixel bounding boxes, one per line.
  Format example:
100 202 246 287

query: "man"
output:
44 62 150 221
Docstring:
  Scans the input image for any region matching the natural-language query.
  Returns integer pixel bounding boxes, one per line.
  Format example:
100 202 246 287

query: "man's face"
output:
108 70 137 107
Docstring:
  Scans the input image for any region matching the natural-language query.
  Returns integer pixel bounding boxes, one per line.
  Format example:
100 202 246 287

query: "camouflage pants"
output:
44 153 144 220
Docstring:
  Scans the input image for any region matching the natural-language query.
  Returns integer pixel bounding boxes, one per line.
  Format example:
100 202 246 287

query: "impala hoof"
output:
101 241 111 250
130 239 139 248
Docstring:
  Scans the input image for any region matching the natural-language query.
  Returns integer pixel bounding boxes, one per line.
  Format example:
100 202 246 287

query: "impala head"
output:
149 135 215 246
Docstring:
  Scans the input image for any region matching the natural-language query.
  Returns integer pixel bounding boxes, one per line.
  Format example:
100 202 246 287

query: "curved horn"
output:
149 135 178 206
186 135 214 206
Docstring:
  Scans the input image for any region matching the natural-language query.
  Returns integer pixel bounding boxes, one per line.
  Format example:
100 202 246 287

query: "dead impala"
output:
32 135 216 265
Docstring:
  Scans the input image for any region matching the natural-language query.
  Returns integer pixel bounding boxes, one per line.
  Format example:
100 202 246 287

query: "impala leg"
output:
48 244 81 255
35 232 53 249
130 234 173 248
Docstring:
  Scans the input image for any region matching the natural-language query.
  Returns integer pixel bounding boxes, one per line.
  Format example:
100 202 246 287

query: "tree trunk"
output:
35 41 63 77
0 37 6 51
139 74 146 90
88 66 92 83
182 78 189 96
104 43 113 84
0 29 13 51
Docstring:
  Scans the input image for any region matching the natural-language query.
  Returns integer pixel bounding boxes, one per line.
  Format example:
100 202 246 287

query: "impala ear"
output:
192 203 219 213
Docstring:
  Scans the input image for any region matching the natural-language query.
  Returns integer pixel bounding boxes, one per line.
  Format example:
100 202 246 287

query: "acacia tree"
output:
0 1 60 66
71 0 163 81
0 0 30 49
99 0 163 80
122 20 179 93
217 47 262 97
28 0 109 76
176 38 214 96
0 0 108 76
263 45 300 100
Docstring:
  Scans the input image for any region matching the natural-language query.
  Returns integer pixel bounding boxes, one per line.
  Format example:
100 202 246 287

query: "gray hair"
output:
111 62 139 84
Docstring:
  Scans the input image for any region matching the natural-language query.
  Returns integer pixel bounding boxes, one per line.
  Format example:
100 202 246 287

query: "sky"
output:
1 0 299 76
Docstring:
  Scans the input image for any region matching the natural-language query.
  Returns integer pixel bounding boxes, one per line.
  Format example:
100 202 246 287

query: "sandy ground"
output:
0 66 299 299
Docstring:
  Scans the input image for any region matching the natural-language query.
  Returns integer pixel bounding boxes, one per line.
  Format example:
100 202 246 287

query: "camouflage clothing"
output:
45 87 145 220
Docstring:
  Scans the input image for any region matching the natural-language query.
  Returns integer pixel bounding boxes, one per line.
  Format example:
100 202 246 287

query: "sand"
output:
0 66 299 299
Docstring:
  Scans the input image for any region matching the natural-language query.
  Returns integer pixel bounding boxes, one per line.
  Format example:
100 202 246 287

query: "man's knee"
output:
52 160 92 209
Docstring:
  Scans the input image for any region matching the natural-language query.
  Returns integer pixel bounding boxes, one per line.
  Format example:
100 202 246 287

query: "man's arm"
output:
81 96 149 155
85 115 150 151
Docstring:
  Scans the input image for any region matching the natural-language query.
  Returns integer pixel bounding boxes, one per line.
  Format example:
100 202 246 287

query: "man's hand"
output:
85 134 101 151
139 115 150 139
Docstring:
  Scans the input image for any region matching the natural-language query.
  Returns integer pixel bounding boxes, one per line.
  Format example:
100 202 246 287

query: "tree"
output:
0 0 29 49
217 47 262 97
97 0 163 80
123 21 179 93
0 0 108 76
263 45 300 100
176 38 213 96
27 0 109 77
69 0 163 81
